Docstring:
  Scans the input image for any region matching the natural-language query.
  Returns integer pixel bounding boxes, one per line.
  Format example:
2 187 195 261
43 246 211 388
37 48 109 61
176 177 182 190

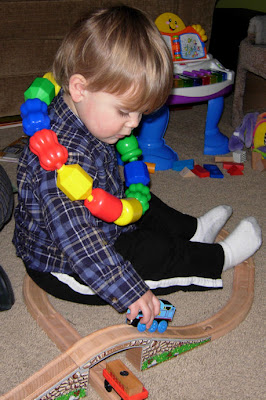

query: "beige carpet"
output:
0 95 265 399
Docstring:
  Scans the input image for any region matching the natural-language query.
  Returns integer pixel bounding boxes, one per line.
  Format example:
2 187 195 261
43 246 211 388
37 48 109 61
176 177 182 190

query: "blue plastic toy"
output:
21 98 50 137
172 159 194 171
126 299 176 333
124 160 150 187
137 105 178 171
203 164 224 178
204 96 229 155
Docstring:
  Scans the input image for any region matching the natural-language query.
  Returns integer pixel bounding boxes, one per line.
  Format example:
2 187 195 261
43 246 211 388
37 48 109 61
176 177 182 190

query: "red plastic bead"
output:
84 188 123 223
29 129 68 171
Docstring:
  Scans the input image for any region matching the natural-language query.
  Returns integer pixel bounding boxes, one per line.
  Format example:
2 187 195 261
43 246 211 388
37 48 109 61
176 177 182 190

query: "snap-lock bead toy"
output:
21 73 151 226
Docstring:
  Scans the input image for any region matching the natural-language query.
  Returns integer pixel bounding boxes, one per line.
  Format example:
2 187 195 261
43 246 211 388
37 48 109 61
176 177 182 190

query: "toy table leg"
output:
204 96 229 155
137 105 178 171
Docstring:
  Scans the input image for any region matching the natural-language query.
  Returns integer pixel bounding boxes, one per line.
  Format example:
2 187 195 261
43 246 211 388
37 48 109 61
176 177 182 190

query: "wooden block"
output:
251 151 263 170
215 156 234 162
180 167 196 178
192 164 210 177
256 158 266 172
172 159 194 171
227 165 243 175
223 162 244 170
203 164 224 178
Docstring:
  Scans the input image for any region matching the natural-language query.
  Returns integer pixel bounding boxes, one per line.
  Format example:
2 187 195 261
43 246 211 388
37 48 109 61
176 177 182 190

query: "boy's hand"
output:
128 290 160 329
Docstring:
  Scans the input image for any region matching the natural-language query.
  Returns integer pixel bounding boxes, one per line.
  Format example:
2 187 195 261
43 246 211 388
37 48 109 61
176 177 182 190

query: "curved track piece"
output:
3 230 255 400
22 273 82 352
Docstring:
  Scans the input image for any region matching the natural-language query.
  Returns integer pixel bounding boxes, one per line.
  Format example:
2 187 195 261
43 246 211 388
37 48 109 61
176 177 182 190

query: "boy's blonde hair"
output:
53 5 173 114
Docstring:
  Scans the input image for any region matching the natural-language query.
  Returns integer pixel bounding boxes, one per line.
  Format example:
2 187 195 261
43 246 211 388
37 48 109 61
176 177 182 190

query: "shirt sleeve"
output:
37 166 149 313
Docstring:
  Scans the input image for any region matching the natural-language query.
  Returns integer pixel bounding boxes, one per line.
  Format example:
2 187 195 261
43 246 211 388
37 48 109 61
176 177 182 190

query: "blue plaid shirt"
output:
13 90 149 312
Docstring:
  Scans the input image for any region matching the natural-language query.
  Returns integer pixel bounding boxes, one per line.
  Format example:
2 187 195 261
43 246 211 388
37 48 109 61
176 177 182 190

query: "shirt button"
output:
111 297 118 303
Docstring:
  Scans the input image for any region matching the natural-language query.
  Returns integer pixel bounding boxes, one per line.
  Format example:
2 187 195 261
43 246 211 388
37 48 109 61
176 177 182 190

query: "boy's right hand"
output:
127 290 160 329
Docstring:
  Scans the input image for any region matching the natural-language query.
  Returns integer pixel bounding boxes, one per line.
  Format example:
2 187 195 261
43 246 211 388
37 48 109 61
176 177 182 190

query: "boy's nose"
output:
126 113 142 128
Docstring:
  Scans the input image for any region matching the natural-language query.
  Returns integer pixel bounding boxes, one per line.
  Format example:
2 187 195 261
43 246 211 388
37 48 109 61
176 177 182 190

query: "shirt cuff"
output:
92 264 149 313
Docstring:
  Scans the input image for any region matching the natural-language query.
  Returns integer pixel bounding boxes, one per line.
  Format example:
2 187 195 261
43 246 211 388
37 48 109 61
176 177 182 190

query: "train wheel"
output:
104 379 113 392
158 320 168 333
148 320 158 333
137 321 146 332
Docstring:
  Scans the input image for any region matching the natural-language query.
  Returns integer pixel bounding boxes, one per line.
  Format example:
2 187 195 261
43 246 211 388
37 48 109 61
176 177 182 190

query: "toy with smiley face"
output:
155 12 186 34
155 13 207 62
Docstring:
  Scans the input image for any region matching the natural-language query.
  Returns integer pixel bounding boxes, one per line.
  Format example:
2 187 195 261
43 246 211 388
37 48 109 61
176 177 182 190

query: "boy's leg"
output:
26 267 108 305
137 193 197 240
141 193 232 243
115 213 261 294
115 223 225 293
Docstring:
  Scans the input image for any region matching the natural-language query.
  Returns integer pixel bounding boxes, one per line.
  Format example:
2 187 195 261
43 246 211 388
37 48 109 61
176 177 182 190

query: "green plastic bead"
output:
125 183 151 214
116 134 142 163
24 77 55 106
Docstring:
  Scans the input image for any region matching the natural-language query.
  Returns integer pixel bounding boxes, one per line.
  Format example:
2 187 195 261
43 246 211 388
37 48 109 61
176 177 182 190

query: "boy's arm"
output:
39 171 150 313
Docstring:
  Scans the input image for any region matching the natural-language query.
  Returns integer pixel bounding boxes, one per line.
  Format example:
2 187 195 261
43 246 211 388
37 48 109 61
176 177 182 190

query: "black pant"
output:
116 193 224 280
27 193 224 305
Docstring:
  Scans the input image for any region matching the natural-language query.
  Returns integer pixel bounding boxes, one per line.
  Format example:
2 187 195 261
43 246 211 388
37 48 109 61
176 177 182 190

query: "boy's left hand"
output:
127 290 160 329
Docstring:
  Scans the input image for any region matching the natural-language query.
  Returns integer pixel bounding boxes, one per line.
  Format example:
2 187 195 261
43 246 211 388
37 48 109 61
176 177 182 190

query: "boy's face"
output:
68 88 143 144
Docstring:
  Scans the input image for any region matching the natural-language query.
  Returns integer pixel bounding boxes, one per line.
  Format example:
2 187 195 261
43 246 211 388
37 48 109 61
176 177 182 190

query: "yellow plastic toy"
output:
57 164 93 201
155 12 186 34
155 12 207 62
253 113 266 150
43 72 61 96
114 198 143 226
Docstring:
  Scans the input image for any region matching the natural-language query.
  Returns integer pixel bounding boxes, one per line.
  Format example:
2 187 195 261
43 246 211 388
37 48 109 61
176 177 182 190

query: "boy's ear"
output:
69 74 88 102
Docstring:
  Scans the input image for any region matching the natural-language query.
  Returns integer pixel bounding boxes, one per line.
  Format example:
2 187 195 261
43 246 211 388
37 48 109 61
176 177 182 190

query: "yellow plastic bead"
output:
57 164 93 201
43 72 61 96
114 198 143 226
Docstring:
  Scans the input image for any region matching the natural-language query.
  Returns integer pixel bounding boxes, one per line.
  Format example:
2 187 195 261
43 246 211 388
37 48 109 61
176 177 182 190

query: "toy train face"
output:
126 299 176 333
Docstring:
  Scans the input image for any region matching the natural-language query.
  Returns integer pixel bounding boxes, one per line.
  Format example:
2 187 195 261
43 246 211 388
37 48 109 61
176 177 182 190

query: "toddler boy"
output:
13 6 261 328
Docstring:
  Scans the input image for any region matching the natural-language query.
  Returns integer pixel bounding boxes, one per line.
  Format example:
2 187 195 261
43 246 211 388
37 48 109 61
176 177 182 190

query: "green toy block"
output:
24 77 55 105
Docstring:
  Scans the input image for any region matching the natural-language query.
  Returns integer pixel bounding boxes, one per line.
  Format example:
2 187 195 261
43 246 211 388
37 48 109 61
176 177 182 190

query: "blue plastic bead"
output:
22 112 51 137
124 160 150 187
21 99 50 137
21 98 48 117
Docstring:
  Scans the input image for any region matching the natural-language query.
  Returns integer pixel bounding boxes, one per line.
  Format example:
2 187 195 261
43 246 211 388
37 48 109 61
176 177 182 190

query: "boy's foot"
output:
220 217 262 271
190 205 232 243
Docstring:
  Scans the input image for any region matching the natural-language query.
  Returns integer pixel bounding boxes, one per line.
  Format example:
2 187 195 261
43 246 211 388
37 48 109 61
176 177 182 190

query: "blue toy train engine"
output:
126 299 176 333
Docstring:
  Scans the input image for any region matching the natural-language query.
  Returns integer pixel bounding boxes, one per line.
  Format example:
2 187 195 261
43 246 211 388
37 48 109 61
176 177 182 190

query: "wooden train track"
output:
2 229 255 400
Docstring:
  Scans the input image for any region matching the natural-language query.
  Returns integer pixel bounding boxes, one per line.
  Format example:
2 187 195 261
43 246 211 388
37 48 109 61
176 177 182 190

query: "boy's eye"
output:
119 110 129 118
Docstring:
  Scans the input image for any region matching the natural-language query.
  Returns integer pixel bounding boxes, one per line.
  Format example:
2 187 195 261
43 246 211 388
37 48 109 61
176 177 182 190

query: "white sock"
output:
190 205 232 243
220 217 262 271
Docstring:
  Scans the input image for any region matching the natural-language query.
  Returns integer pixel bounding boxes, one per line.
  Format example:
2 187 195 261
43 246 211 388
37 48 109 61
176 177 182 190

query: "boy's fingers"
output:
154 297 160 316
140 305 154 328
127 304 139 321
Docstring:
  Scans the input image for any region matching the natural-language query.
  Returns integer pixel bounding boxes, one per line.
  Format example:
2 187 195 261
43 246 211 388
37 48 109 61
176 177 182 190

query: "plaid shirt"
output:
13 90 149 312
